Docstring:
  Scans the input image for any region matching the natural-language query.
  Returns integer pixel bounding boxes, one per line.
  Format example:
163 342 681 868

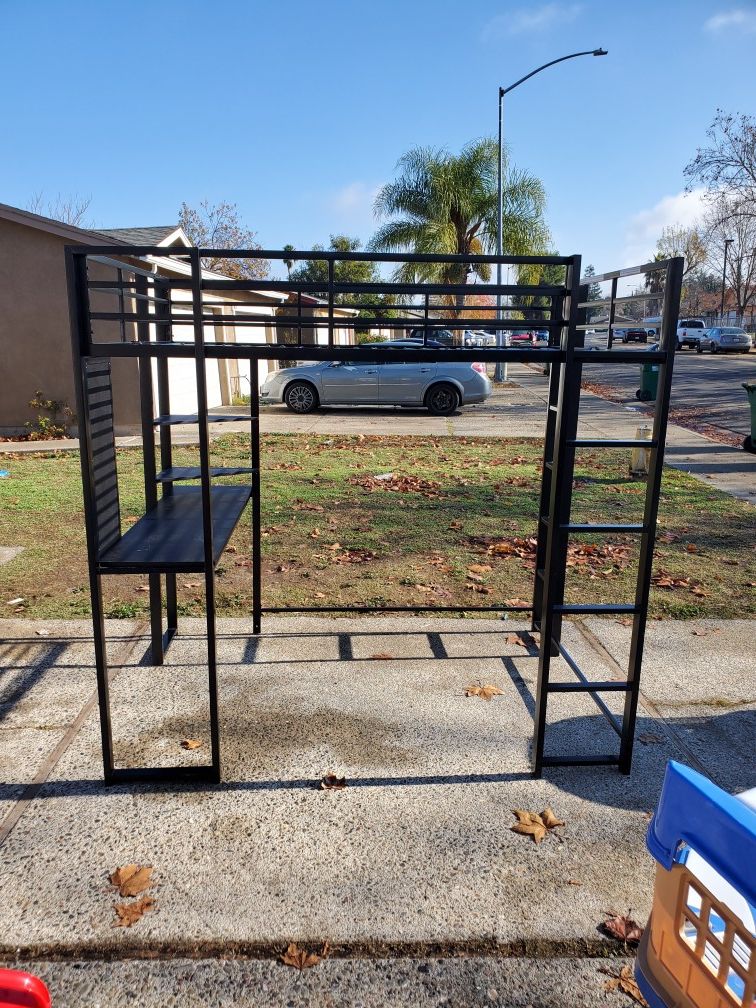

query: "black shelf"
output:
156 466 255 482
153 413 250 426
99 485 251 573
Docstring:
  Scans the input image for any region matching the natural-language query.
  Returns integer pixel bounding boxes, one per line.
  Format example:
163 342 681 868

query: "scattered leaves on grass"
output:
465 682 504 701
510 808 564 844
110 864 154 898
181 739 202 750
113 894 155 928
320 773 347 790
280 942 329 969
370 652 393 660
348 473 441 498
600 965 648 1005
602 911 644 945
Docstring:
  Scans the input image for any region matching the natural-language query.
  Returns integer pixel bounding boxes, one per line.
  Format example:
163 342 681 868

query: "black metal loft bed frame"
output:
66 245 684 785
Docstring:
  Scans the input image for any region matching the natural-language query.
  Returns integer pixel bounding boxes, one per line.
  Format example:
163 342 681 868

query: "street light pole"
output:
494 48 607 383
720 237 734 322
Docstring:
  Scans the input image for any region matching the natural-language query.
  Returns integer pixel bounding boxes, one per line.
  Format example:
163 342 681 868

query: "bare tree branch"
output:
178 200 269 279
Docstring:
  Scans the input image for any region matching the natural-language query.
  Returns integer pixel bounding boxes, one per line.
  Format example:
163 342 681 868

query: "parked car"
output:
619 327 648 344
407 327 456 346
259 341 492 415
676 318 707 350
509 329 536 345
697 327 752 354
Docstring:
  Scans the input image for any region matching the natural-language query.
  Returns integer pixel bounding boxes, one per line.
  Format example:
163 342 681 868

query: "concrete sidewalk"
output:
3 364 754 504
0 616 752 953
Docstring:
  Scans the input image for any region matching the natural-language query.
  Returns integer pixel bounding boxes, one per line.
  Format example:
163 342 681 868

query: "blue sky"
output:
2 0 755 272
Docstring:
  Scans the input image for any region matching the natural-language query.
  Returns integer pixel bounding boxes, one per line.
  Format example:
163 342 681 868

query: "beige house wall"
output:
0 218 141 432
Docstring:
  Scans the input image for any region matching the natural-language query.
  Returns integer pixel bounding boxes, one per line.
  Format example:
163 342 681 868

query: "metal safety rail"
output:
66 245 683 784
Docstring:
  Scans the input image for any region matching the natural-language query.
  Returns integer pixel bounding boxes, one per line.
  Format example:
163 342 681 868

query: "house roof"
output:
98 225 190 247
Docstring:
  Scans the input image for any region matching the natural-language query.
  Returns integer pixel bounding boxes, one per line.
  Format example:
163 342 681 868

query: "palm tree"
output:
369 139 550 307
282 244 295 279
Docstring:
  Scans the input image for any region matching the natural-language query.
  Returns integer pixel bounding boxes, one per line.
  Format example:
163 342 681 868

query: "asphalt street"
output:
581 339 756 437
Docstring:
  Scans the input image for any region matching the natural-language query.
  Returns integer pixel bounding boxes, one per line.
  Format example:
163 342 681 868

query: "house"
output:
0 203 359 434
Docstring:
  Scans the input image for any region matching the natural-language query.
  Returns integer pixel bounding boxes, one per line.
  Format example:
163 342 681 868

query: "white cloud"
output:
704 7 756 33
482 3 583 39
622 188 708 267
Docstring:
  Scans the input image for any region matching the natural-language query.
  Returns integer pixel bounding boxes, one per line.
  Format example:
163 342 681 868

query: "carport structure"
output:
66 246 683 785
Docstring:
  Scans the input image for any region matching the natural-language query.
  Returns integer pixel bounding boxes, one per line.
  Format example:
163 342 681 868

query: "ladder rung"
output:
548 681 629 693
562 523 647 533
541 756 620 767
568 438 658 449
553 603 637 614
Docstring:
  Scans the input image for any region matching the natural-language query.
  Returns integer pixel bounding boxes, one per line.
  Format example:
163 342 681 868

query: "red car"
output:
509 329 536 345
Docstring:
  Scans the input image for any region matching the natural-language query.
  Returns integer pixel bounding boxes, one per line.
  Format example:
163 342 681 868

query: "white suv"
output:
676 319 707 350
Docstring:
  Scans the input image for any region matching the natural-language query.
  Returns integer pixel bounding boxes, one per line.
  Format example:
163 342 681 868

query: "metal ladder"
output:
530 256 684 775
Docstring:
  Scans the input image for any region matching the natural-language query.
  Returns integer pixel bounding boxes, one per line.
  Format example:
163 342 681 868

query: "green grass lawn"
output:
1 433 754 620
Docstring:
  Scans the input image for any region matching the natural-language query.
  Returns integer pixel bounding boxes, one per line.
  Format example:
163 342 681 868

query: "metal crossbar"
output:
66 244 683 785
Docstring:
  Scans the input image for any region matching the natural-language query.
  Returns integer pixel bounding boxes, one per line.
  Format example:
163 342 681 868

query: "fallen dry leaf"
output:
136 585 150 593
467 563 492 575
281 942 322 970
448 519 463 529
685 543 699 553
35 629 50 637
181 739 202 750
603 911 644 945
113 894 155 928
320 773 347 790
505 633 529 648
465 683 504 701
638 733 662 745
600 965 648 1005
691 627 720 636
510 808 564 844
370 652 393 660
183 581 201 589
109 864 153 898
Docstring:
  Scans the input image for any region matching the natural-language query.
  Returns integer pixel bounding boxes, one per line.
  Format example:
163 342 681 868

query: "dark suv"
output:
407 328 456 347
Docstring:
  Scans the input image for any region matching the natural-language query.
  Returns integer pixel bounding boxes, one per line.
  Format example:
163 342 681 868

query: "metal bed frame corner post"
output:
65 246 115 780
619 255 684 772
530 254 583 774
189 247 223 782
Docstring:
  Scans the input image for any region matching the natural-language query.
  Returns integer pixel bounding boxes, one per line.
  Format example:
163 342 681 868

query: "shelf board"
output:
153 413 250 426
99 485 251 573
156 466 255 482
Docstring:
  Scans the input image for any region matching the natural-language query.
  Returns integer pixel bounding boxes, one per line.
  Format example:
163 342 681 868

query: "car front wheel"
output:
284 380 319 414
425 382 459 416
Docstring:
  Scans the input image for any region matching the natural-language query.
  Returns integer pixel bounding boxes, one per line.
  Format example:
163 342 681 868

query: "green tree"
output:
368 138 550 299
289 235 395 327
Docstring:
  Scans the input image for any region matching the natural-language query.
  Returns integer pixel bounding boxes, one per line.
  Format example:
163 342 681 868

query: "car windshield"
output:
721 328 746 335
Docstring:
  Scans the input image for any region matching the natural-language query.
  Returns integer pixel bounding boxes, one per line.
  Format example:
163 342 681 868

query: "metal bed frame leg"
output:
91 572 115 781
250 358 262 636
166 574 178 632
148 573 164 664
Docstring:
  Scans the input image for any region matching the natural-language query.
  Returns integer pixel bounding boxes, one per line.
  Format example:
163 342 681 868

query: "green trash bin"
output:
636 361 659 402
742 380 756 453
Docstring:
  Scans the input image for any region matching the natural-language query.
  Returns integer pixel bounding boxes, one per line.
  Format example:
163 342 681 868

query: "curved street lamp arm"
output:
501 48 607 96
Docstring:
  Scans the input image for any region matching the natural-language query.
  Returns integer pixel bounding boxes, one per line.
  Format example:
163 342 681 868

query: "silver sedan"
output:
259 342 492 415
697 327 751 354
